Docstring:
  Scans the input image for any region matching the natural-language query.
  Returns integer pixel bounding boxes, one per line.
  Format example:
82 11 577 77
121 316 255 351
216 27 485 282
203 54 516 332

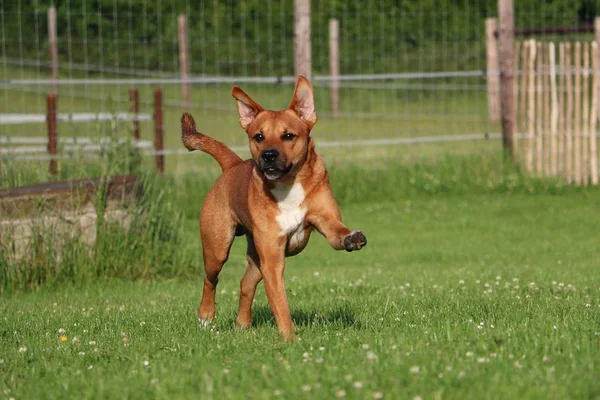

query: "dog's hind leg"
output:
197 198 236 326
235 235 263 329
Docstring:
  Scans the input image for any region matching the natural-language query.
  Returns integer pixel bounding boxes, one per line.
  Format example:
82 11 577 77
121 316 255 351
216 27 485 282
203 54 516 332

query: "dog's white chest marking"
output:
271 182 307 242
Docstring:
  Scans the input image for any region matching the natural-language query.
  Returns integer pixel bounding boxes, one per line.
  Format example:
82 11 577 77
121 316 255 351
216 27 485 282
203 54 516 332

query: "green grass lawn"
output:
2 65 600 399
2 192 600 399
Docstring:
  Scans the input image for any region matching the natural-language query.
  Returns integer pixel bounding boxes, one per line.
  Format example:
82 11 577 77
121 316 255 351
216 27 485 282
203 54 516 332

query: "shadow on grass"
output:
251 304 361 329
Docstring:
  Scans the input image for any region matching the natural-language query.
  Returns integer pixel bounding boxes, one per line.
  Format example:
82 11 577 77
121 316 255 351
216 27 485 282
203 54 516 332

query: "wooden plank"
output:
519 40 530 160
574 42 582 184
498 0 517 157
486 18 500 122
536 42 544 175
526 40 537 173
582 43 590 185
549 42 558 176
294 0 312 80
0 175 138 199
543 43 551 176
558 42 566 175
0 175 140 218
565 42 574 183
514 40 521 153
591 41 599 185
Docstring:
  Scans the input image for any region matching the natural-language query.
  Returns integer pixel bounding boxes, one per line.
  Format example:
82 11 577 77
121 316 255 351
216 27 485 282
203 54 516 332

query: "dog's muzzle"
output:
258 149 292 180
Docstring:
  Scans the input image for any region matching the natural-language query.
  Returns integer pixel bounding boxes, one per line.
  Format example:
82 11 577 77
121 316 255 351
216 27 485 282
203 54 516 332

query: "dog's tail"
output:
181 113 243 171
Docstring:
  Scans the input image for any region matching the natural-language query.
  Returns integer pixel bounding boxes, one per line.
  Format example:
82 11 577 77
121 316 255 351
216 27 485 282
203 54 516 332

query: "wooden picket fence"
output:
515 39 598 186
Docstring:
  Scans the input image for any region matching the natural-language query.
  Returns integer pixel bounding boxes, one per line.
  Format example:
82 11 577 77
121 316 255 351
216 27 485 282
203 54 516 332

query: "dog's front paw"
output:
343 230 367 252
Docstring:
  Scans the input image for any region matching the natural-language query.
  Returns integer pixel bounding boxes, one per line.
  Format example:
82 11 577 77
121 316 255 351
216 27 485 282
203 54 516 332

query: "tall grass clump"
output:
0 120 199 292
327 152 591 205
0 172 201 293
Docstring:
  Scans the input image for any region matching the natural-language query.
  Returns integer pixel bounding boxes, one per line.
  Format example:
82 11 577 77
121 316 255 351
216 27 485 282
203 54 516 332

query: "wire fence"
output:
2 1 600 168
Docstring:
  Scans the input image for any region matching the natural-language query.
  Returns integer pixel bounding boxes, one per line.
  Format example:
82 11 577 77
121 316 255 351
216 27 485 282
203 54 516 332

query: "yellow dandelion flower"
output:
59 335 68 343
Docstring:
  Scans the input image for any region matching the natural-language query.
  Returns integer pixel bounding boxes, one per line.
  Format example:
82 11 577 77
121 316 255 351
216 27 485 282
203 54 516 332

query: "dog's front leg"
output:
308 192 367 252
254 234 296 341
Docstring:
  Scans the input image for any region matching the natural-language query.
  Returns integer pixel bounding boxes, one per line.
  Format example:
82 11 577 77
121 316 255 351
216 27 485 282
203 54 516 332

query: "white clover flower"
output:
302 385 311 392
372 392 384 399
335 389 347 398
78 352 85 356
366 351 378 361
143 360 150 367
353 381 364 389
409 365 420 374
18 346 27 353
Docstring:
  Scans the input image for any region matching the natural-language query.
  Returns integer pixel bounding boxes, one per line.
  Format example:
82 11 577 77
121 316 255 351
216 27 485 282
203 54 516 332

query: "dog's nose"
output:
260 149 279 163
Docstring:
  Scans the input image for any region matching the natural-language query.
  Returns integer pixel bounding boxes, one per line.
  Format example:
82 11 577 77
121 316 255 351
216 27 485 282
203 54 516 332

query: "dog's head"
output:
232 76 317 181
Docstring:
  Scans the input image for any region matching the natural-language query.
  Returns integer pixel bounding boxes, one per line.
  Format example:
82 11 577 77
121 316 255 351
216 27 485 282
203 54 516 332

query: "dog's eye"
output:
282 133 296 141
253 133 264 143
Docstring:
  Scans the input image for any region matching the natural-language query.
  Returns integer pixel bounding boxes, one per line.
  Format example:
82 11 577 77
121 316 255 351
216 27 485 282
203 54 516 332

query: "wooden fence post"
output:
543 43 550 176
47 93 58 175
519 41 529 149
526 40 536 173
178 14 190 110
536 41 543 175
565 42 573 183
590 41 599 185
129 87 140 142
574 42 582 185
593 17 600 184
549 42 558 176
153 89 164 173
486 18 500 122
294 0 312 80
329 18 340 117
582 42 590 186
498 0 517 157
47 6 58 96
558 42 566 175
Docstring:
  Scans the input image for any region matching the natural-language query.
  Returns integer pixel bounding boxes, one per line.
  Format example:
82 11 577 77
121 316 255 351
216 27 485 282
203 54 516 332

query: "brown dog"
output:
181 76 366 340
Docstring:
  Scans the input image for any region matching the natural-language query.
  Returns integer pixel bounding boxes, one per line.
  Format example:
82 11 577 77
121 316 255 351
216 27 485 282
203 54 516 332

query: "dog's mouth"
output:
260 163 293 181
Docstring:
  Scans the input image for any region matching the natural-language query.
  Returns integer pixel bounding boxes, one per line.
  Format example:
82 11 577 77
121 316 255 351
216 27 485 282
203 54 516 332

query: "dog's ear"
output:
288 76 317 128
232 86 264 130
